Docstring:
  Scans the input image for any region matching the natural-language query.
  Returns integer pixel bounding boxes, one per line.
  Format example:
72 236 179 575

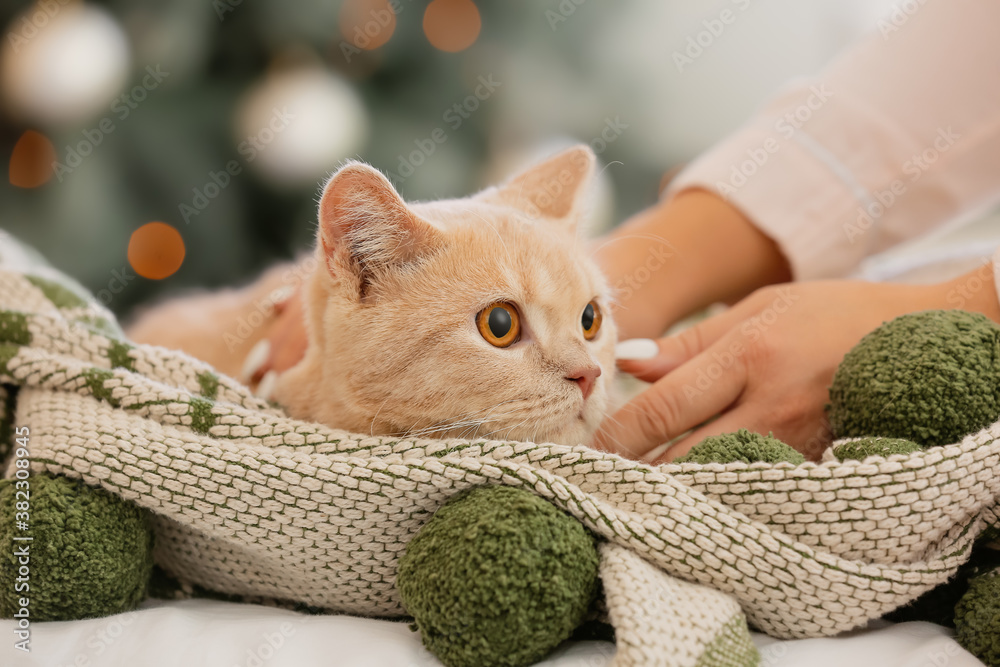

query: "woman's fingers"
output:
592 335 749 459
240 289 308 388
654 406 759 462
615 300 757 383
654 387 833 463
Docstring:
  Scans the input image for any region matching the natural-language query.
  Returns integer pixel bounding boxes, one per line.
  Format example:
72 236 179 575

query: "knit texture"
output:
833 437 923 462
888 543 1000 629
601 544 759 667
3 234 1000 667
675 430 804 465
829 310 1000 447
397 485 599 667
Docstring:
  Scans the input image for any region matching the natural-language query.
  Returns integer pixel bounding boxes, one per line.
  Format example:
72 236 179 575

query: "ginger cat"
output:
128 146 616 446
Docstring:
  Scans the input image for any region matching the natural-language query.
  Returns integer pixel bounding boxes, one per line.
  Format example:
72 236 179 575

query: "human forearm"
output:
935 261 1000 324
593 189 791 340
663 0 1000 281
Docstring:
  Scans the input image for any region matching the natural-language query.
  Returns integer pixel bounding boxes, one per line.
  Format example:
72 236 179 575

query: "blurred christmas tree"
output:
0 0 653 318
2 0 885 317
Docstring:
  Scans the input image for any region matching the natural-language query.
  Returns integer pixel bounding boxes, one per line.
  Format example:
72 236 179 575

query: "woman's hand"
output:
242 288 309 397
591 279 958 462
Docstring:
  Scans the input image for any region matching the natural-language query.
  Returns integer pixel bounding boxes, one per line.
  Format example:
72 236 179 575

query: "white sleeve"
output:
666 0 1000 280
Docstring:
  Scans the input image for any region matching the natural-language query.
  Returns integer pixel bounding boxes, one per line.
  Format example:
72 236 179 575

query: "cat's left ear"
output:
479 145 596 231
317 161 443 293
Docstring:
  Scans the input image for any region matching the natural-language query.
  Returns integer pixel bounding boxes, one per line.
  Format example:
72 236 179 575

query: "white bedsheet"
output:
0 599 985 667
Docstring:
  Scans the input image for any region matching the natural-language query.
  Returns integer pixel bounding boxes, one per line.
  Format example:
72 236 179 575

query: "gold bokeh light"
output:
423 0 481 53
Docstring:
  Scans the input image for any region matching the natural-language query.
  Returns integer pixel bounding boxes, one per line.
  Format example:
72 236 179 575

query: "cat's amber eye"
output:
477 302 521 348
582 300 602 340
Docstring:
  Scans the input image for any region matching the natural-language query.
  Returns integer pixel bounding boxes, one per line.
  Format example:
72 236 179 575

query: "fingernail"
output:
615 338 659 360
242 339 270 382
256 370 279 400
270 285 295 304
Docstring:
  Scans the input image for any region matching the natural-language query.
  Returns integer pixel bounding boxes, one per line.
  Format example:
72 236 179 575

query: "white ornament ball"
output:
1 4 131 126
235 68 369 188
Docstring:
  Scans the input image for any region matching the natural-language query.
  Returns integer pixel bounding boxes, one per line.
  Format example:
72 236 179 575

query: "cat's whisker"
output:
399 398 528 440
427 399 523 425
403 412 497 436
479 415 533 441
369 398 391 437
402 412 512 440
418 408 530 441
457 420 496 441
469 401 552 441
592 412 632 455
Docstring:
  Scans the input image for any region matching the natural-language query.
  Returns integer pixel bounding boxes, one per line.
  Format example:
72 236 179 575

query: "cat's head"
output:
278 145 615 446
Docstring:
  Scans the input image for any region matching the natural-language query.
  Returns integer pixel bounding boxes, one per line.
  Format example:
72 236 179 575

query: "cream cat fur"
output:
129 146 616 446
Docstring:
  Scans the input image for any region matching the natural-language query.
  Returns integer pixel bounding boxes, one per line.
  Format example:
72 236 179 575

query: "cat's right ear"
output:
317 162 442 293
478 145 596 231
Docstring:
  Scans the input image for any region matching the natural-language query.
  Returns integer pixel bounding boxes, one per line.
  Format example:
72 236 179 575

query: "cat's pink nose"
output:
566 366 601 401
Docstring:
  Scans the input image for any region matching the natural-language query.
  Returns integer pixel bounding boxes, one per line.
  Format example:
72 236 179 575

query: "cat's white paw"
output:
255 370 279 400
242 339 270 382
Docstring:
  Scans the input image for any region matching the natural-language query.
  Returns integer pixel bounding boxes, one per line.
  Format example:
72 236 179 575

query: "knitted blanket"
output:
2 233 999 667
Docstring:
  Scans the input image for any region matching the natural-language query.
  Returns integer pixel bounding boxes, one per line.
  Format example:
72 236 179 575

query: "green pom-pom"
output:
397 486 599 667
833 437 923 461
0 474 154 620
829 310 1000 448
956 566 1000 666
674 429 805 465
